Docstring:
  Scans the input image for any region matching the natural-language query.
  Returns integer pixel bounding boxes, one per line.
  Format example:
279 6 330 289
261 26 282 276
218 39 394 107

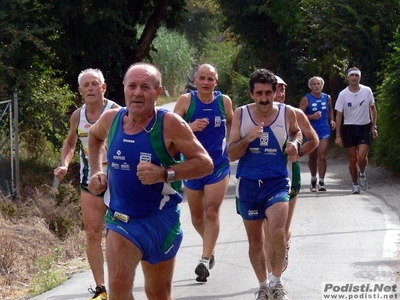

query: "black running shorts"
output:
342 123 372 148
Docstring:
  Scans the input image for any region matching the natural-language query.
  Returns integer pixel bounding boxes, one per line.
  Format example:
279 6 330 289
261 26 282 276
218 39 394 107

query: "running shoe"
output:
282 240 290 272
209 251 216 270
359 173 368 190
195 261 210 282
310 179 317 192
351 183 360 194
254 288 269 300
88 285 107 300
270 282 289 300
318 180 326 192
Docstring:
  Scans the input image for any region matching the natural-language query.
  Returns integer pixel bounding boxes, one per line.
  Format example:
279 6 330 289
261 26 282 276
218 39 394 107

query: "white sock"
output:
269 274 280 287
260 279 268 290
266 272 272 285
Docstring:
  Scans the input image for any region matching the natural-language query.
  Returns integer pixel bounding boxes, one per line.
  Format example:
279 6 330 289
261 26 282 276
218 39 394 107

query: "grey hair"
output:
78 68 105 86
308 76 325 89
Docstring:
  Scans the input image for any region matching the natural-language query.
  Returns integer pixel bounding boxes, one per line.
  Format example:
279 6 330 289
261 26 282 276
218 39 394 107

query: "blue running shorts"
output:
315 125 332 141
236 176 290 220
106 205 183 264
184 162 230 191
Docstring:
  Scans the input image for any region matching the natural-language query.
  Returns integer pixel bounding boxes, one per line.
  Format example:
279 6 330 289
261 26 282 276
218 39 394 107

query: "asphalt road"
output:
31 160 400 300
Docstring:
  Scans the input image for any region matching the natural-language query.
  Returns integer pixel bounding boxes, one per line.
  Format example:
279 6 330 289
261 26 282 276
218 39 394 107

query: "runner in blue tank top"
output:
263 76 318 279
300 76 336 192
229 69 302 300
174 63 234 282
88 63 213 300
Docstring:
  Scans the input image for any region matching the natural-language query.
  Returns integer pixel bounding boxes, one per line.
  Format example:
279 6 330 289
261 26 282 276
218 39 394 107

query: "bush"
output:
147 26 195 97
375 28 400 172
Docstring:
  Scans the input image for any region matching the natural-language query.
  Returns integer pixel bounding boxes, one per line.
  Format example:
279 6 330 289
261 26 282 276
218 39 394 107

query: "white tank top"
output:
77 99 117 185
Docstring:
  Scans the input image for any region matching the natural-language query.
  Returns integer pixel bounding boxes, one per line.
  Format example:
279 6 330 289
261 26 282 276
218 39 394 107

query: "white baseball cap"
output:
275 75 287 86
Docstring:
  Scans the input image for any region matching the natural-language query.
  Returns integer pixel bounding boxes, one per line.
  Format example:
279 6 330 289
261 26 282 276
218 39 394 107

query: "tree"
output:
288 0 400 97
21 67 76 154
217 0 306 104
199 39 239 99
147 26 195 96
179 0 223 60
0 0 188 155
375 27 400 172
0 0 52 96
36 0 187 103
216 0 400 105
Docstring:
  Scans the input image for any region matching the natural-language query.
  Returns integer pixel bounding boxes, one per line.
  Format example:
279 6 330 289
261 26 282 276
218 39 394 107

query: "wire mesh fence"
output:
0 99 13 197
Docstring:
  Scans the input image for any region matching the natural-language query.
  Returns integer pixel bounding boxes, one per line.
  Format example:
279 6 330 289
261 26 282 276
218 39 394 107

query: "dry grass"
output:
0 182 90 300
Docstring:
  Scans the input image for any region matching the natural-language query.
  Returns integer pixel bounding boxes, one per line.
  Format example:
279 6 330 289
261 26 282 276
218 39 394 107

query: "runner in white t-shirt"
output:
334 67 378 194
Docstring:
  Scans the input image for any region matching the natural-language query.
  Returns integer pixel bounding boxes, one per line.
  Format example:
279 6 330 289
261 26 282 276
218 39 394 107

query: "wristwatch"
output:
165 167 176 183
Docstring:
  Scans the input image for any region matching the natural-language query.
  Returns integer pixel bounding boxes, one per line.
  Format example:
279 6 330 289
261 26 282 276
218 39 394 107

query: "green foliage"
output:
217 0 400 104
199 39 239 95
35 0 188 102
147 26 195 96
289 0 400 90
31 255 67 296
0 198 29 218
231 72 251 108
180 0 224 59
0 0 52 95
375 28 400 172
19 67 76 154
19 151 63 187
1 0 188 105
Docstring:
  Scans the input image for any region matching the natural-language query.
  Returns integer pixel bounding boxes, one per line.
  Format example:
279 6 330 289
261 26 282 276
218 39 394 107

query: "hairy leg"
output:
318 139 330 179
106 231 141 300
81 191 107 287
357 144 370 174
266 202 288 277
243 219 267 282
201 175 229 258
142 258 176 300
347 146 358 183
308 148 318 177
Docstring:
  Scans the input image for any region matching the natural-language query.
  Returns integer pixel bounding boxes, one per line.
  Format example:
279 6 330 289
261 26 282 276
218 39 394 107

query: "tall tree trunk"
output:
132 0 169 62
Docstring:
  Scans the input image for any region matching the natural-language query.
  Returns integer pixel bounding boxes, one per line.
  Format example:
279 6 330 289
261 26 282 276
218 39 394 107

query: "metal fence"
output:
0 93 20 202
